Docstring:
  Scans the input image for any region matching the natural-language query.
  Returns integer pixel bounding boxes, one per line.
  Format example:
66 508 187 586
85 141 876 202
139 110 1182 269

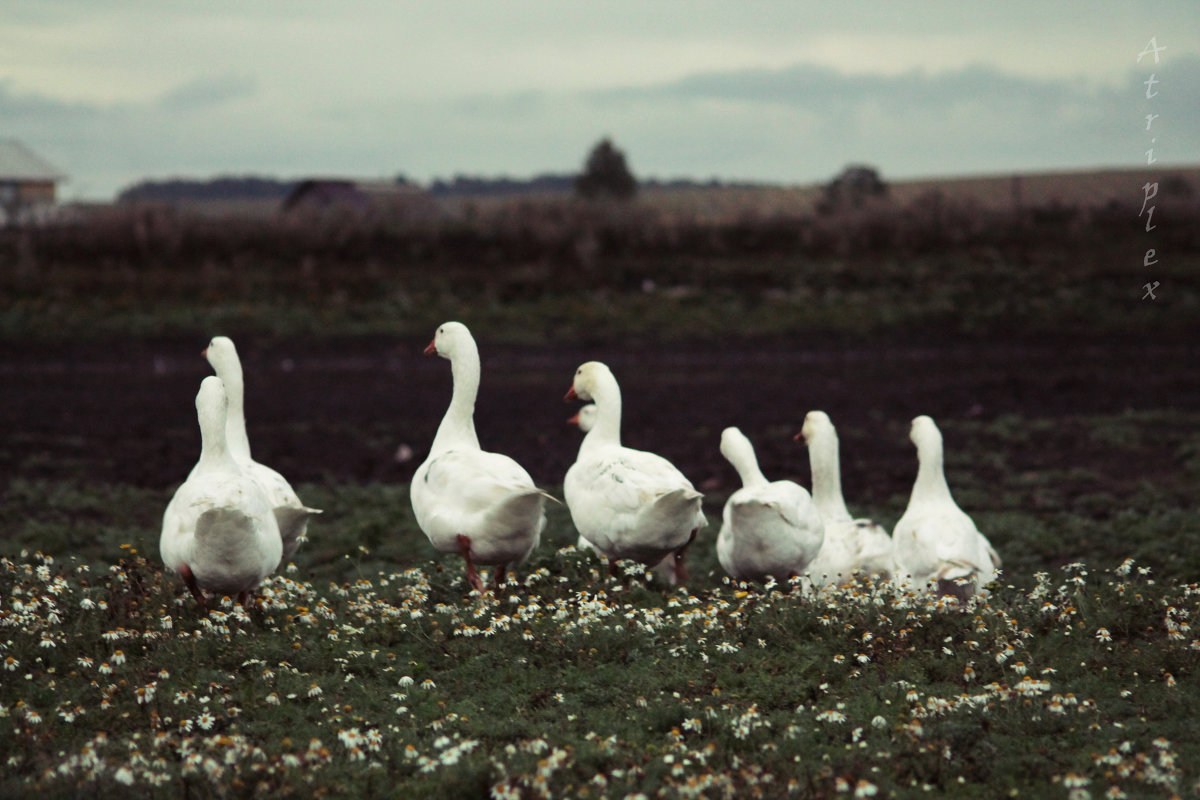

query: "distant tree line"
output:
116 177 299 204
115 172 752 204
116 136 822 205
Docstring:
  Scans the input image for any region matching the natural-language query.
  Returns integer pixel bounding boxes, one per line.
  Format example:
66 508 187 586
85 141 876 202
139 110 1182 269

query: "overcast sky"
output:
4 1 1198 200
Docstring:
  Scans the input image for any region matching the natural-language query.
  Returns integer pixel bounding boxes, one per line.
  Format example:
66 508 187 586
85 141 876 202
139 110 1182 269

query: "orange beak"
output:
423 339 437 356
201 347 208 358
567 412 581 426
793 431 804 443
564 386 579 403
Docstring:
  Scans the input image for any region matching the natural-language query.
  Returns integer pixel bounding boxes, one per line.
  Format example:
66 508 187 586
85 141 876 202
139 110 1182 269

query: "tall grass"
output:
2 186 1197 342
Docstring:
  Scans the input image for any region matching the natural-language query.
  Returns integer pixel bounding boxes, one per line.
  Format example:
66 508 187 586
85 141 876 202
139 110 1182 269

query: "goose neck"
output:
197 409 239 475
580 380 623 450
913 446 954 505
809 435 851 519
731 446 769 489
432 344 481 451
219 364 253 462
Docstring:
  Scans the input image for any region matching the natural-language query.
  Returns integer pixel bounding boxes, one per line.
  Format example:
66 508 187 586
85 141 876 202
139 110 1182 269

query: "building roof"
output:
0 140 66 182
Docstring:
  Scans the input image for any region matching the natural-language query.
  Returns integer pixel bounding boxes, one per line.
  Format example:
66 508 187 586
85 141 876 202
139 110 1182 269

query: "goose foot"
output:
178 564 207 610
672 528 699 585
456 534 484 592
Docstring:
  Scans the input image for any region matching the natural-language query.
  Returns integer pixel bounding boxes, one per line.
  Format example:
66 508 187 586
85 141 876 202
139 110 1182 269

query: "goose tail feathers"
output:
491 488 551 534
639 488 705 531
273 505 322 565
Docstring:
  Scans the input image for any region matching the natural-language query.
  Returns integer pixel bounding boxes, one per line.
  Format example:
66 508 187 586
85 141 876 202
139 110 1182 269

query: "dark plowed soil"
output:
3 332 1198 506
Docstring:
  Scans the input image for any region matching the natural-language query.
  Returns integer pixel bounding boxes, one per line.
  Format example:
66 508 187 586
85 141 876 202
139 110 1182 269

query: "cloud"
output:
576 56 1200 179
3 55 1197 200
158 73 258 112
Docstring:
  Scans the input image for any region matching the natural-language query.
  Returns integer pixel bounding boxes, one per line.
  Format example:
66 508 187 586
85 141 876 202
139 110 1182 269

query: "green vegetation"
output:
1 530 1196 798
1 183 1197 343
1 180 1197 796
1 406 1198 798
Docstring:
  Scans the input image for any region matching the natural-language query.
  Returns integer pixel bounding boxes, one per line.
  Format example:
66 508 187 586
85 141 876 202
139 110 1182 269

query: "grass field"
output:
1 177 1199 797
2 404 1198 799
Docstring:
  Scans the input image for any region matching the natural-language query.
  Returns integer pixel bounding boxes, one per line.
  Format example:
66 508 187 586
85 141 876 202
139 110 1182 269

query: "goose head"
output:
719 426 753 464
568 404 598 432
203 336 240 376
194 375 231 444
196 375 228 416
796 410 835 447
564 361 613 403
424 321 473 360
910 415 944 453
720 426 768 488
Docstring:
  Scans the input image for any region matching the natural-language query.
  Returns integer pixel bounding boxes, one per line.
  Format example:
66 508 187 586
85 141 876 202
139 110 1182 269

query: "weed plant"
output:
1 544 1196 799
1 415 1198 799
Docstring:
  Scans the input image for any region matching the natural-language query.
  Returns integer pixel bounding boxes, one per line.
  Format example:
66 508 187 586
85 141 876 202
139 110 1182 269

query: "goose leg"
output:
237 590 252 609
489 563 508 592
456 534 484 592
672 528 699 585
178 564 207 610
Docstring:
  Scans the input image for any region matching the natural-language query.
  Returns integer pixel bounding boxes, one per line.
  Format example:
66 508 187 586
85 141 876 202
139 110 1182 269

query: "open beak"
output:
564 386 578 403
423 339 437 356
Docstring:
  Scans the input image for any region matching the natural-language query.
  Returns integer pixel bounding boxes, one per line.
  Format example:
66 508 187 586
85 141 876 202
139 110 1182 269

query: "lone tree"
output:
575 137 637 201
818 164 889 214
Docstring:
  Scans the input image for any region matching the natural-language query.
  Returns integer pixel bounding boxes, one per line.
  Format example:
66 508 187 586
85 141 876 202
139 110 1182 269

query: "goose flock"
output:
161 322 1001 607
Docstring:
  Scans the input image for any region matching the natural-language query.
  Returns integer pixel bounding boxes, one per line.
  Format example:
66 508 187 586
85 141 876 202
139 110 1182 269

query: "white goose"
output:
564 361 706 582
199 336 321 567
716 427 824 583
891 415 1001 600
797 411 894 587
411 322 550 591
567 404 677 584
161 376 283 609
